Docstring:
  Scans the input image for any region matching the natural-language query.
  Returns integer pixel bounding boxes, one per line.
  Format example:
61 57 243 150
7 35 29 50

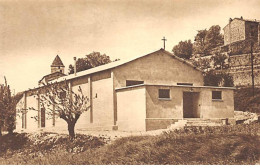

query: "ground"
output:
0 123 259 165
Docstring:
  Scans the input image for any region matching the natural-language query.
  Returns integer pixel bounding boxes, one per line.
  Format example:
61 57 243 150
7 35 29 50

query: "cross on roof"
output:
162 37 167 50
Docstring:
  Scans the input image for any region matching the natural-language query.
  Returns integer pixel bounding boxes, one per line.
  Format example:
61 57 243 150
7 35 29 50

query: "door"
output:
183 92 200 118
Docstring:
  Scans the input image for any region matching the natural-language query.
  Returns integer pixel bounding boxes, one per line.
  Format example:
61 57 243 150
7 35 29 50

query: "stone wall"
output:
224 53 260 87
199 51 260 87
228 40 259 56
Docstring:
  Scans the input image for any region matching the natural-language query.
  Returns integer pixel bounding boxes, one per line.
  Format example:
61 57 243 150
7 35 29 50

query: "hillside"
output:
0 123 259 165
234 87 260 113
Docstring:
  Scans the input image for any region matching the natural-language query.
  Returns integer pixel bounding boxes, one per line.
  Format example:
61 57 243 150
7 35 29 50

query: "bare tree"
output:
35 80 89 138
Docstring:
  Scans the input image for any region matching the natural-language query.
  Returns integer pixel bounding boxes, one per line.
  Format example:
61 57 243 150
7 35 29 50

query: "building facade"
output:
16 49 235 132
223 17 260 46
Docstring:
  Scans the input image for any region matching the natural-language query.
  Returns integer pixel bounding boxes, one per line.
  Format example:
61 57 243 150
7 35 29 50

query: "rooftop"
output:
52 49 202 83
115 84 236 91
51 55 65 67
26 49 203 91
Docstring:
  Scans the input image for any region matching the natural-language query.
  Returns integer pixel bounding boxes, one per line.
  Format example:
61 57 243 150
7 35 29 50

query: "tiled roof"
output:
51 55 65 67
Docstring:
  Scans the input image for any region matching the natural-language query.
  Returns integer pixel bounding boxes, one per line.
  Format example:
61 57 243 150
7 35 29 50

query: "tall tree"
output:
172 40 193 59
0 77 17 136
68 52 112 74
193 25 224 56
193 29 208 55
35 81 89 138
204 25 224 53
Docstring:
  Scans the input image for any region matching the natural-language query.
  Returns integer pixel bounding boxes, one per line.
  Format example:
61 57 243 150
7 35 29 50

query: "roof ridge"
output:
51 49 202 83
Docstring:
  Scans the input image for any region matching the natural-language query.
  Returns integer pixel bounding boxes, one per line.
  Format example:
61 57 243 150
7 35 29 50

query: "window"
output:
177 83 193 86
212 91 222 100
22 113 25 129
126 80 144 87
41 108 45 128
159 89 170 99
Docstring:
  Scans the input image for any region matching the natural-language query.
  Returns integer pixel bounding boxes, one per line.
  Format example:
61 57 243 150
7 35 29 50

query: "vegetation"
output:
0 77 18 136
0 123 259 165
172 40 193 59
0 132 105 164
203 70 234 87
211 52 229 70
234 87 260 113
68 52 112 74
192 58 211 72
193 25 224 56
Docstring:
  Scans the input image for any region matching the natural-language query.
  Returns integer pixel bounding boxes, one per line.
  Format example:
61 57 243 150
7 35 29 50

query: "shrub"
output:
204 70 234 87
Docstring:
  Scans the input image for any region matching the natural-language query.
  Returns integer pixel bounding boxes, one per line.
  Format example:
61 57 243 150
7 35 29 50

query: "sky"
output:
0 0 260 93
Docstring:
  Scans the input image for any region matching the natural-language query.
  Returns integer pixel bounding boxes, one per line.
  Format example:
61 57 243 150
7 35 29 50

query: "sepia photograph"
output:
0 0 259 165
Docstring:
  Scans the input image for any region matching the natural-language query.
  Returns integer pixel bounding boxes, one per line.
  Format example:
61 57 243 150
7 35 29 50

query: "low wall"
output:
145 118 178 131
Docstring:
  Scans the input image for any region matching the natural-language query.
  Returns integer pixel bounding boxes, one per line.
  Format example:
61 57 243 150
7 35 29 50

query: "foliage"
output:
211 52 229 70
0 123 259 165
204 25 224 53
172 40 193 59
204 70 234 87
192 58 211 71
0 77 17 136
68 52 112 74
193 25 224 56
193 29 208 55
36 81 89 138
234 87 260 113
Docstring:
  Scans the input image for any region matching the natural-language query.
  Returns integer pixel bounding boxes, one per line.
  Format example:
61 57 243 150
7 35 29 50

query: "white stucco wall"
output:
116 87 146 131
71 79 90 130
91 71 114 129
15 94 25 131
26 95 38 131
113 51 204 88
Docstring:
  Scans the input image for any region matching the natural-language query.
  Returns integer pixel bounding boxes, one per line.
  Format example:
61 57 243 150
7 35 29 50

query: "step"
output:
167 119 224 129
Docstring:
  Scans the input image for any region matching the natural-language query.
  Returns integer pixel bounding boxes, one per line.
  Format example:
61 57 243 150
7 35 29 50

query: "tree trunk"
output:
67 122 76 139
0 127 2 137
7 128 13 135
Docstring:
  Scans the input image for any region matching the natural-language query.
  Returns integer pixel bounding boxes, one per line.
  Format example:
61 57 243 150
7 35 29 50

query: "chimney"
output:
229 18 233 23
241 16 243 19
73 57 77 76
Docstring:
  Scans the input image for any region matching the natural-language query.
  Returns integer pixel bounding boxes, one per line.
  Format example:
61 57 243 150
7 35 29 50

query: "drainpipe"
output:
73 57 77 76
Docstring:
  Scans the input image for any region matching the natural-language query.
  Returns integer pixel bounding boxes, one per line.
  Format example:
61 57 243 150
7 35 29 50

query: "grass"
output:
0 123 260 165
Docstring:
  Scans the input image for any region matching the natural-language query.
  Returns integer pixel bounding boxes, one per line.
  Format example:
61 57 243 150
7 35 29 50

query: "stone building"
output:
220 17 260 56
16 49 235 132
223 17 260 46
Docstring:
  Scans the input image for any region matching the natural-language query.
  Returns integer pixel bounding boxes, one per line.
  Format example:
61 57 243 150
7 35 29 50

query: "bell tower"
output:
51 55 65 74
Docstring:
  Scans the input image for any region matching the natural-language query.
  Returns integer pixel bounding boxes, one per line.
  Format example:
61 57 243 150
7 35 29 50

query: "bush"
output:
234 87 260 113
204 70 234 87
